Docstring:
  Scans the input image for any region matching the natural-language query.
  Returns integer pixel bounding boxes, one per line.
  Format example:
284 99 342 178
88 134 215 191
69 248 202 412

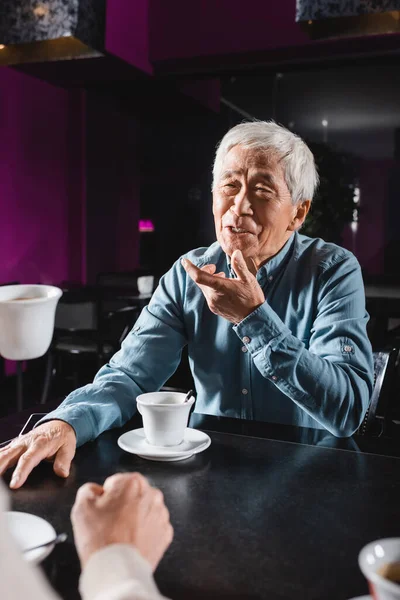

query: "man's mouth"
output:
228 227 250 234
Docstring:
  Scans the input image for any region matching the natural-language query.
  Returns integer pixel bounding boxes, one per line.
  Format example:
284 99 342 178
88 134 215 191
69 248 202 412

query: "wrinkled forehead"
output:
220 144 283 177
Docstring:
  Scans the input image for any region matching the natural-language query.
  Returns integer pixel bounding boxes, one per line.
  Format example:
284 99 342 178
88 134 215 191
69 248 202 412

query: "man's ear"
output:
288 200 311 231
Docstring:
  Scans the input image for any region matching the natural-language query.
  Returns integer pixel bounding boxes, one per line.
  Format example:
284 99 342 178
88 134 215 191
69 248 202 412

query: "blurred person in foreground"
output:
0 473 172 600
0 121 373 489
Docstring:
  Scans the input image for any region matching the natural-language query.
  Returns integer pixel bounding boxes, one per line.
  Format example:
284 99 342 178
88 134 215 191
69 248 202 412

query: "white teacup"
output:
137 276 154 295
136 391 195 446
359 538 400 600
0 284 63 360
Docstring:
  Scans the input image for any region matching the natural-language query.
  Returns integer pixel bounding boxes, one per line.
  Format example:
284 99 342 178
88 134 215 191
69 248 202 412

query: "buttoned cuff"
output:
233 301 291 355
80 544 161 600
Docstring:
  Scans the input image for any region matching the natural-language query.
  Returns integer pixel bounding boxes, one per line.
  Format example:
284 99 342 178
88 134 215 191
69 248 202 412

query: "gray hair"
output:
212 121 319 204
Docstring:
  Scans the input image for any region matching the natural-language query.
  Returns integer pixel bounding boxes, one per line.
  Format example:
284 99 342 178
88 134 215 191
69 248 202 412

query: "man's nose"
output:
230 188 253 216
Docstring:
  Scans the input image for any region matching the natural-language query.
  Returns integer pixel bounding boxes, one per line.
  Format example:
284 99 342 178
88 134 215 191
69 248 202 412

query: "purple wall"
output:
0 68 86 286
149 0 400 71
0 68 86 373
106 0 153 74
150 0 310 61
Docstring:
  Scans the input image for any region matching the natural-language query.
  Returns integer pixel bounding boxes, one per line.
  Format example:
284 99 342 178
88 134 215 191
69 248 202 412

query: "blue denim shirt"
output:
44 233 373 444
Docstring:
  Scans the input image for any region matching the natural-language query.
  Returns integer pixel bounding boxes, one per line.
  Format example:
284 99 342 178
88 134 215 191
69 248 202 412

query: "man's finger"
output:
0 444 25 476
103 472 148 496
231 250 252 282
215 272 226 278
131 472 150 496
181 259 222 289
10 445 51 489
75 482 104 503
53 442 75 478
200 264 216 275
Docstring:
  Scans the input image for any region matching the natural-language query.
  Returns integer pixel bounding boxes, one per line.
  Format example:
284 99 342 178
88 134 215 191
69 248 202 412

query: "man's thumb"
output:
231 250 250 280
53 443 75 478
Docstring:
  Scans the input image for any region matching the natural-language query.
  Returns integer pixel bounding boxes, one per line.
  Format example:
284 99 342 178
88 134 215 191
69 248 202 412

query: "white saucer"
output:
5 511 57 564
118 428 211 462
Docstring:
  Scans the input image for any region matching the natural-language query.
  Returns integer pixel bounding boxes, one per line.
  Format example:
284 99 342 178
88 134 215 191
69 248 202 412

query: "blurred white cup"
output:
359 538 400 600
137 275 154 295
136 391 195 446
0 284 62 360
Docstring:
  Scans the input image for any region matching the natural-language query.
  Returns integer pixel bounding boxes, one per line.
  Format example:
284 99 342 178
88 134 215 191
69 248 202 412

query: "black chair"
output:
357 348 399 436
40 289 140 404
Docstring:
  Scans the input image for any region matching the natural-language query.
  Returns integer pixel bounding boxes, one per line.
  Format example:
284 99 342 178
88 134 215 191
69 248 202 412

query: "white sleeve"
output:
80 544 171 600
0 481 61 600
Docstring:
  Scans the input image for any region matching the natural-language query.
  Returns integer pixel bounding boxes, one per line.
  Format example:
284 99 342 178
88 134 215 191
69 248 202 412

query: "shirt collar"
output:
226 232 296 281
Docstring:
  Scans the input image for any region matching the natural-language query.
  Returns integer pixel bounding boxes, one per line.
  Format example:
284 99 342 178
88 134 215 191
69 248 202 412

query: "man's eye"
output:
255 187 272 194
223 183 238 192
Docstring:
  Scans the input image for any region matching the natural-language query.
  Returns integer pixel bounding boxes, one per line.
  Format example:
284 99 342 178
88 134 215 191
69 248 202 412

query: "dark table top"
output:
1 406 400 600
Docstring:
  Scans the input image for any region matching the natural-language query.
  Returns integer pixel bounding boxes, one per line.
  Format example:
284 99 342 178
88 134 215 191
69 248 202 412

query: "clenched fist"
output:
71 473 174 570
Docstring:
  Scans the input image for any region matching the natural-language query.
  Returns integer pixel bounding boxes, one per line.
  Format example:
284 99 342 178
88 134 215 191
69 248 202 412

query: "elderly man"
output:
0 121 373 489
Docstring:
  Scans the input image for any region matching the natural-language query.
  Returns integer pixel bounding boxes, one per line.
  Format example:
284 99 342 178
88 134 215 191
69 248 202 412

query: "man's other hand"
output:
71 473 174 571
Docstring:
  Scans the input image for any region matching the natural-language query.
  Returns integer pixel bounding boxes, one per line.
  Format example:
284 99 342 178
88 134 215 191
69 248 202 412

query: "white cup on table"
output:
359 538 400 599
0 284 62 360
137 276 154 295
136 391 195 446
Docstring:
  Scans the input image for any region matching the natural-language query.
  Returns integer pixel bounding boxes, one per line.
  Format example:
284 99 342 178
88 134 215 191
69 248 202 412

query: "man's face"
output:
212 145 310 271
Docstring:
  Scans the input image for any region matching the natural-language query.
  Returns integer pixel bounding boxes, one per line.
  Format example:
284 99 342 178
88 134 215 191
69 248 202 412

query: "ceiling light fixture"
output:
0 0 106 66
296 0 400 39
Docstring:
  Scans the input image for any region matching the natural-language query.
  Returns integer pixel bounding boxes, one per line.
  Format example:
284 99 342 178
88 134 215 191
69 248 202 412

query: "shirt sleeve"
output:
37 260 188 446
80 544 171 600
233 254 374 437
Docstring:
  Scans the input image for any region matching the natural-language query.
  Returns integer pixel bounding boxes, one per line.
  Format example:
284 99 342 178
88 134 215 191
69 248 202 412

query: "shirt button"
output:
242 388 248 395
241 346 248 353
242 336 250 344
344 345 353 352
271 375 277 381
268 275 273 281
